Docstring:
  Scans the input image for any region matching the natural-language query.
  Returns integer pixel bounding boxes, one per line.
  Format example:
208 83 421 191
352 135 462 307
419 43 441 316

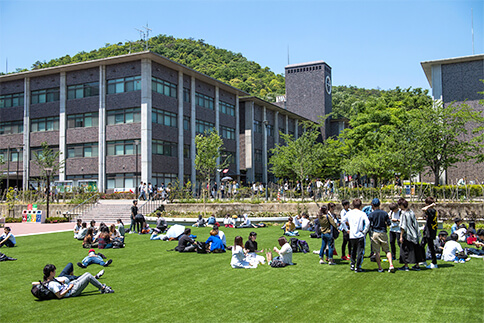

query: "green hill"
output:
27 34 286 102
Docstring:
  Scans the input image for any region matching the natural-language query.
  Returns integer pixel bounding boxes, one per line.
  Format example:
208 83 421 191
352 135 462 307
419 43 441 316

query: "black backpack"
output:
195 241 207 254
297 239 310 253
290 238 300 253
31 281 57 300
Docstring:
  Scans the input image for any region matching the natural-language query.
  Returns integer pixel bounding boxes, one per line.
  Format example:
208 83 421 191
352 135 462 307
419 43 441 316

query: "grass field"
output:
1 225 483 323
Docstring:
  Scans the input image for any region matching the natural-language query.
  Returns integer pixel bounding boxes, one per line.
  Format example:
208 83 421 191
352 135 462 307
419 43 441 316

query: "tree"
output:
33 142 65 184
409 101 483 185
195 131 227 207
269 123 325 200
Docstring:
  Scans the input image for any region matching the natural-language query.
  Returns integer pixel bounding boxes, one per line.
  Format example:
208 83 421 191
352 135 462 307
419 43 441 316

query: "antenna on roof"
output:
135 23 152 51
471 8 475 55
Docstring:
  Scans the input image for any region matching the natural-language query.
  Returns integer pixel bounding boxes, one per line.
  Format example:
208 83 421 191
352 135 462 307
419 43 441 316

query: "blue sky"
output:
0 0 482 91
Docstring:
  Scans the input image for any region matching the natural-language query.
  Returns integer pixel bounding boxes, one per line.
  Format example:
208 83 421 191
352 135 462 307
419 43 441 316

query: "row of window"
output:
0 148 23 162
152 108 177 127
31 88 60 104
220 126 236 140
152 140 177 157
152 77 177 98
67 143 99 158
287 65 323 73
107 76 141 94
0 93 24 108
0 120 23 135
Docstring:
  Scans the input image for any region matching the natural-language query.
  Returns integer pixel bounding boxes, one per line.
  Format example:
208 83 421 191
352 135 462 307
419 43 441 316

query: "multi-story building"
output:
0 51 317 192
421 54 484 184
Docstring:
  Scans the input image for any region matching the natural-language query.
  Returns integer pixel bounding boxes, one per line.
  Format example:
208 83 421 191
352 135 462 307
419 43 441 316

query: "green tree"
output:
409 101 483 185
269 123 325 200
195 131 227 209
33 142 65 185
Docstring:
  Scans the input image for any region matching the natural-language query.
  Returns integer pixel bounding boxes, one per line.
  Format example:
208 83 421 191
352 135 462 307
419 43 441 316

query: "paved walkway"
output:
5 222 74 237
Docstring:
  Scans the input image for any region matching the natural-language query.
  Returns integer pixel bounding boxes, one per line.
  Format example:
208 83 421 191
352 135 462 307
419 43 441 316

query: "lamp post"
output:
262 120 269 201
134 140 140 197
16 147 20 189
45 167 53 221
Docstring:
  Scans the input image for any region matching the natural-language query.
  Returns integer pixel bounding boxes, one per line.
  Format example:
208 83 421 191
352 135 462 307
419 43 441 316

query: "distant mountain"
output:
27 34 286 102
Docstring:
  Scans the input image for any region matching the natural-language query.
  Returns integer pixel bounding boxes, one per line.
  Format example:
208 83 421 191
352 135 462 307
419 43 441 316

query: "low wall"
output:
0 204 72 219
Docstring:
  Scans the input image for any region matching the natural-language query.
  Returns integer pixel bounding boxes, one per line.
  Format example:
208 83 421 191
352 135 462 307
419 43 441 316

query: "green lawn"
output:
1 226 483 323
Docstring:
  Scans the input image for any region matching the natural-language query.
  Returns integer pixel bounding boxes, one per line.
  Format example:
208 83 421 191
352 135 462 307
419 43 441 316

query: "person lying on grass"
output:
34 263 113 299
77 249 113 268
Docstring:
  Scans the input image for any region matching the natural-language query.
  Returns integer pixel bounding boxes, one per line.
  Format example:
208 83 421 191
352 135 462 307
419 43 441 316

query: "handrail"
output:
63 194 100 220
138 198 165 216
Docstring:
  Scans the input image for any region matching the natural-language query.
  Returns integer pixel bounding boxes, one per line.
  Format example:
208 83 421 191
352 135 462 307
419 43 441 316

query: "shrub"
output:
5 217 22 223
45 217 69 223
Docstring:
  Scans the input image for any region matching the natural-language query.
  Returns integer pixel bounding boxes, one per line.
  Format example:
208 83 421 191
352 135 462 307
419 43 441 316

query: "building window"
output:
0 120 23 135
67 112 99 128
67 82 99 99
152 173 177 186
31 117 59 132
196 120 214 134
219 101 235 116
183 88 190 103
195 92 214 110
30 145 59 160
152 140 177 157
31 88 60 104
267 124 274 137
279 126 285 134
0 148 23 162
184 144 190 159
183 116 190 131
152 108 177 127
107 108 141 125
107 76 141 94
220 126 235 140
107 140 136 156
107 173 135 190
0 92 24 108
255 149 262 162
254 120 262 133
67 142 99 158
152 77 177 98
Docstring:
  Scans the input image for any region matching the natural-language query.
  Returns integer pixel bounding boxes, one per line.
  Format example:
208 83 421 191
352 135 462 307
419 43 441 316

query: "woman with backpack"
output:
34 264 113 299
317 205 338 265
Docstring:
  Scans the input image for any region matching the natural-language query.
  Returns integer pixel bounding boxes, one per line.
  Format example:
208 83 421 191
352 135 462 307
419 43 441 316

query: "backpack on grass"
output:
297 240 310 253
290 238 300 253
196 242 207 254
31 281 57 300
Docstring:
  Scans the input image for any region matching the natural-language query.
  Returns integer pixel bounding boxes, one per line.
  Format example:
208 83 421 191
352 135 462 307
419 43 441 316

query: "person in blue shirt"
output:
0 227 16 248
451 217 463 234
205 229 225 253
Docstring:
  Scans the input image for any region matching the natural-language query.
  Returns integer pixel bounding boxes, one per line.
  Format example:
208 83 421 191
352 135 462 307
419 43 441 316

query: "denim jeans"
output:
350 237 365 269
69 273 104 297
58 262 78 281
319 233 334 259
81 255 106 267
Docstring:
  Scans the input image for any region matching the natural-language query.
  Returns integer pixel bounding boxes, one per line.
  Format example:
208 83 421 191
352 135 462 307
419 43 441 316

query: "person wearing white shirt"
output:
388 203 401 260
340 200 351 260
341 198 369 272
442 233 469 263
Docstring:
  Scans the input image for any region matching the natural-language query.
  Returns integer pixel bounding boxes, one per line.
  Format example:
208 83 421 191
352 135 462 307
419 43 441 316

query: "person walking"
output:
341 198 369 272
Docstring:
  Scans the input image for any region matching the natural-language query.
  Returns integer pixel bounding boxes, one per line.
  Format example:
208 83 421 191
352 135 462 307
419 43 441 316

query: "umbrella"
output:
221 176 233 181
166 224 185 239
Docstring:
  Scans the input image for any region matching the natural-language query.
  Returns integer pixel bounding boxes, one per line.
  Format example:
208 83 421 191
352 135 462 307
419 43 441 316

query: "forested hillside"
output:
26 35 286 101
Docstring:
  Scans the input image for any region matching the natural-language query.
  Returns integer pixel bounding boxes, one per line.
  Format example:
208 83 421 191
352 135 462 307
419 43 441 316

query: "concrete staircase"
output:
77 200 133 224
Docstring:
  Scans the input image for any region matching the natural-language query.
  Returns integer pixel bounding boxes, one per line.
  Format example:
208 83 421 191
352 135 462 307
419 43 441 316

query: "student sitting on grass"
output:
97 227 113 249
266 236 294 267
77 249 113 268
284 217 299 237
442 233 470 263
0 227 16 248
192 215 206 227
236 214 253 228
205 229 225 253
245 232 265 265
466 229 484 257
428 230 448 260
231 236 257 268
76 222 88 240
38 264 113 298
175 228 197 252
73 219 82 239
83 228 98 249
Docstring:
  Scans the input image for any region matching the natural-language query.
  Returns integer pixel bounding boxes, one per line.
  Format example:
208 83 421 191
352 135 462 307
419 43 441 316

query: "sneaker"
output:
420 262 428 266
377 268 384 273
350 265 355 271
341 256 349 261
426 263 438 269
103 259 113 267
95 269 105 279
77 262 87 269
465 258 471 262
398 266 409 272
347 255 351 259
319 259 327 264
328 260 336 265
355 268 364 273
101 286 114 294
388 266 395 273
459 259 466 263
454 260 460 263
129 231 134 234
411 265 421 271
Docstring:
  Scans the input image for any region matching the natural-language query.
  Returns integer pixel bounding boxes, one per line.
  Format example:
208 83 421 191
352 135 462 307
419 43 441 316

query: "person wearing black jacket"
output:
175 228 196 252
421 197 438 269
